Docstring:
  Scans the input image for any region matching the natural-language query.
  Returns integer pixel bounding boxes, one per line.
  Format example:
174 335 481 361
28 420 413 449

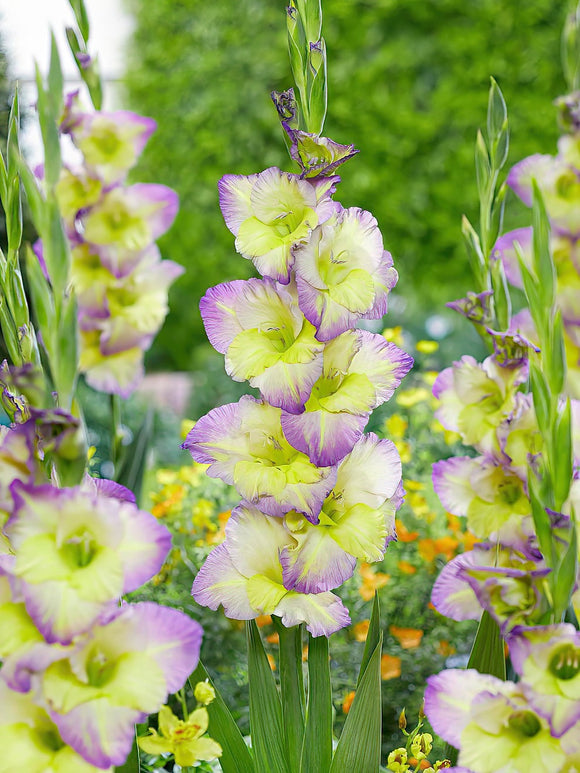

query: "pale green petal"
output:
0 601 43 656
0 725 53 773
247 574 287 614
234 461 287 500
43 660 102 714
331 503 387 561
175 736 223 765
226 328 282 380
319 373 375 414
327 269 375 312
236 217 285 259
106 652 167 713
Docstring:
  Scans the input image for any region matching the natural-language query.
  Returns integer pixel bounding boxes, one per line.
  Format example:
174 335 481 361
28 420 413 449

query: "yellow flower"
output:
352 619 370 641
382 326 404 346
342 690 356 714
416 340 439 354
192 498 215 528
394 439 412 463
387 747 409 772
384 413 408 440
396 387 431 407
194 680 216 706
380 654 402 680
138 705 222 765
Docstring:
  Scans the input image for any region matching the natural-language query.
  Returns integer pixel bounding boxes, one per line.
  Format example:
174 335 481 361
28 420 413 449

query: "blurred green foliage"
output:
123 0 566 371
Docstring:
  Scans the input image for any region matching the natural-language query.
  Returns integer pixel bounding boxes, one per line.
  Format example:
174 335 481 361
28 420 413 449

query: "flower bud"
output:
194 679 216 706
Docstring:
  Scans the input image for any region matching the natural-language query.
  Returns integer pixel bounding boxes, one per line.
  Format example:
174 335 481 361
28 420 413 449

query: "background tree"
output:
123 0 565 373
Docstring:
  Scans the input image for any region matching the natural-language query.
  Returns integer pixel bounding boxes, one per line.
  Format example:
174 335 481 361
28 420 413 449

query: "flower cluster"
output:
493 134 580 397
37 93 182 397
184 128 413 636
0 416 202 771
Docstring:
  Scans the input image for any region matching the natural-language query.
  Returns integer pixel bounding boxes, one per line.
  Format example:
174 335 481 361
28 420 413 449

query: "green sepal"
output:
18 161 46 232
547 311 566 398
306 39 327 135
7 88 20 177
300 634 332 773
553 516 578 622
529 473 555 568
517 243 545 335
35 66 62 189
0 295 22 365
6 179 23 256
466 610 505 680
68 0 91 44
48 33 64 121
553 398 573 510
461 215 487 290
562 4 580 92
489 182 507 252
531 182 555 310
529 362 550 435
246 619 289 773
189 661 255 773
329 635 383 773
486 77 507 145
24 245 54 340
474 129 491 201
55 293 79 408
490 257 511 331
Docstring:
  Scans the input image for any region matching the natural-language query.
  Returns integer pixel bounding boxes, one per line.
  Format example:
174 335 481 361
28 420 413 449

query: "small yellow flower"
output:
352 619 370 641
138 705 222 765
382 326 404 346
410 732 433 760
416 340 439 354
384 413 408 440
394 439 412 464
194 680 216 706
387 747 409 772
181 418 195 439
156 468 177 485
396 387 431 407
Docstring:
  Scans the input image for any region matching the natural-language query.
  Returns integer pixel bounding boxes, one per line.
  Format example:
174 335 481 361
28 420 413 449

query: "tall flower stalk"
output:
182 1 412 770
424 12 580 769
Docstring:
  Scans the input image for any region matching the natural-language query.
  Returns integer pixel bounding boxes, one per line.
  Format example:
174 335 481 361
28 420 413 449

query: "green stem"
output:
275 620 305 773
178 687 189 720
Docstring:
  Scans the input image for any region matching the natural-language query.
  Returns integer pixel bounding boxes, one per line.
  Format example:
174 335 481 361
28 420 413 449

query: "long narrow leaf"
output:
300 634 332 773
358 592 381 686
189 662 254 773
330 636 383 773
277 623 305 773
466 610 505 680
247 620 289 773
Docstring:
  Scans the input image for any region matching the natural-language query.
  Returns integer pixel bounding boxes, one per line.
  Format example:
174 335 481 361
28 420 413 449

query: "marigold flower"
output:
352 619 370 641
389 626 424 649
381 653 402 680
342 690 356 714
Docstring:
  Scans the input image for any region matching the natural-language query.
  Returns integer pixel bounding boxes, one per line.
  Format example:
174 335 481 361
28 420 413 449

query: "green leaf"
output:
547 311 566 398
276 622 305 773
529 473 555 568
18 160 46 232
461 215 486 290
55 293 79 407
358 592 381 687
488 182 507 249
490 258 511 331
247 620 289 773
529 362 550 435
189 662 255 773
300 634 332 773
35 66 62 189
25 245 54 337
466 610 505 680
48 33 64 120
330 636 382 773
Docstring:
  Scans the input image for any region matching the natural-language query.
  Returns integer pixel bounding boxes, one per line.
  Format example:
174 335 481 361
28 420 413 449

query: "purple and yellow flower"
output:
200 277 324 413
433 355 528 453
432 456 530 538
509 624 580 737
279 433 402 593
294 206 398 341
192 502 350 636
182 396 337 522
280 330 412 465
0 681 109 773
218 167 336 283
425 669 567 773
40 602 202 768
5 482 171 643
285 128 359 178
138 704 222 765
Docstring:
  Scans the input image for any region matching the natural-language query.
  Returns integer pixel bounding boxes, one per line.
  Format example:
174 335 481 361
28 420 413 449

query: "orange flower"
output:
256 614 272 628
267 654 276 671
390 626 424 649
409 758 432 770
342 691 356 714
462 531 479 551
395 519 419 543
446 512 462 533
358 563 390 601
380 654 401 680
266 632 280 644
418 536 459 563
352 620 370 642
302 644 308 662
436 640 456 657
397 560 417 575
